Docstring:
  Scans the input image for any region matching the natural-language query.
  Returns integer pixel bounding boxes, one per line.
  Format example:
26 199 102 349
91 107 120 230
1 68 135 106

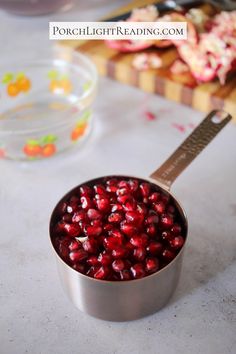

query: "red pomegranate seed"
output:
94 184 106 195
140 182 151 197
120 221 137 237
112 247 128 259
130 234 148 248
69 249 88 262
103 236 122 250
106 185 118 193
57 201 67 215
145 214 159 224
109 228 124 241
118 180 130 189
112 259 125 272
72 263 86 274
169 236 184 249
87 255 100 266
117 194 130 204
108 212 123 223
84 225 102 237
94 266 110 280
87 208 102 220
117 187 130 197
145 257 159 273
130 263 146 279
125 211 142 224
161 231 173 241
68 239 80 251
106 178 118 186
96 198 110 212
128 179 139 192
58 243 69 260
98 252 113 265
123 197 137 212
119 270 132 280
82 239 98 254
137 203 148 216
167 205 176 215
146 224 157 237
91 219 103 227
81 196 93 210
171 224 182 234
153 201 165 214
146 241 163 255
86 266 99 278
162 194 169 204
63 223 81 237
62 214 72 223
162 249 176 261
72 210 87 223
161 214 174 228
111 203 123 212
80 185 92 197
149 192 161 203
133 247 146 261
103 223 113 232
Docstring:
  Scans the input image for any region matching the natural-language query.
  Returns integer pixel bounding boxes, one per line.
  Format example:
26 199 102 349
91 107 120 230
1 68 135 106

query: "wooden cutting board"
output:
62 0 236 119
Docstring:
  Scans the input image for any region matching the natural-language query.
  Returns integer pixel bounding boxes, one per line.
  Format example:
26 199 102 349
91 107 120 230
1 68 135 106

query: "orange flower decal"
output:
71 110 91 142
2 72 31 97
48 70 72 95
23 134 57 159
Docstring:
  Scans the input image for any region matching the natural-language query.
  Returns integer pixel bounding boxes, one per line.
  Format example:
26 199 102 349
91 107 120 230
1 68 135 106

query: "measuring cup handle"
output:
149 110 232 190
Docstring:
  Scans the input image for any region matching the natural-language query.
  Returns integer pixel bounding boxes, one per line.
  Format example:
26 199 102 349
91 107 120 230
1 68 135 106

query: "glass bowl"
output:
0 46 98 161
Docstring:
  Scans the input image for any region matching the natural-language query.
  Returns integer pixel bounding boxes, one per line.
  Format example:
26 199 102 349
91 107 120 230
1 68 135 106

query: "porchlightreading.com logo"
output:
49 22 187 40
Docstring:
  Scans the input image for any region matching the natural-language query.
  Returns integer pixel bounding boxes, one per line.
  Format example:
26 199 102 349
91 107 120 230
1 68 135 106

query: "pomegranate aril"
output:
70 195 80 204
128 179 139 192
112 259 125 272
108 212 123 223
111 203 123 212
80 185 92 197
72 210 87 223
81 196 93 210
133 247 146 261
137 203 148 216
118 180 130 189
58 243 69 260
145 257 159 273
146 241 163 255
161 231 173 241
94 266 110 280
146 224 157 237
103 236 122 250
162 249 176 261
56 201 67 215
125 211 142 224
94 184 106 195
106 185 118 193
106 178 118 186
82 239 98 254
103 223 113 232
117 194 130 204
145 214 159 224
72 263 86 274
87 208 102 220
91 219 103 227
130 234 148 248
167 205 176 215
96 198 110 212
169 236 184 249
120 221 137 237
86 266 99 278
69 249 88 262
119 269 132 280
171 223 182 234
68 239 80 251
149 192 161 203
112 247 128 259
62 214 72 223
109 228 124 241
64 223 81 237
161 214 174 228
140 182 151 197
87 255 100 266
84 225 102 237
98 252 113 266
130 263 146 279
153 201 165 214
123 198 137 212
162 194 170 204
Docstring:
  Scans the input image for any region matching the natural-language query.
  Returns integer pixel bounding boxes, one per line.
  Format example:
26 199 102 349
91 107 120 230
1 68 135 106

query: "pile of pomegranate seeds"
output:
51 177 186 281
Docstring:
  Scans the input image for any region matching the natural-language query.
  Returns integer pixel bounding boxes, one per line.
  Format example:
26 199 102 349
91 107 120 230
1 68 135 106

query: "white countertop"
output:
0 2 236 354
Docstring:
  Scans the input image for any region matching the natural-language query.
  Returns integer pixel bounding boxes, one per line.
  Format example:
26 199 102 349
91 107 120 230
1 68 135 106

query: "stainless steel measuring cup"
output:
49 109 232 321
